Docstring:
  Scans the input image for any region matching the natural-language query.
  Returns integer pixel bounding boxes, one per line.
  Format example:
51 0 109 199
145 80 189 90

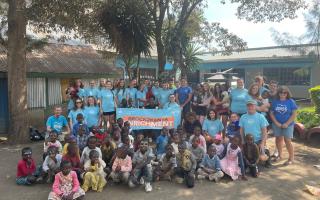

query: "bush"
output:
309 85 320 114
296 109 320 129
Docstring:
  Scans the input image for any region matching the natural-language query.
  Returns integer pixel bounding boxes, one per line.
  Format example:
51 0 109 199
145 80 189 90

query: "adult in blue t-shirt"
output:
270 86 297 165
158 82 175 108
84 96 101 129
125 80 138 107
202 109 224 138
239 100 269 149
136 84 147 108
152 81 161 104
85 80 99 99
98 80 117 126
164 94 182 127
114 79 127 108
68 98 86 128
46 106 70 139
230 78 251 115
175 78 192 118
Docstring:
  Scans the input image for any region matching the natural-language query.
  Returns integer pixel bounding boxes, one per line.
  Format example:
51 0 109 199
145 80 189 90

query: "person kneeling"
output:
175 142 197 188
110 147 132 184
197 145 224 182
128 138 155 192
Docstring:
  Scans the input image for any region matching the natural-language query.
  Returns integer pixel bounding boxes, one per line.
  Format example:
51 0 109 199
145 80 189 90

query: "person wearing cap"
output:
16 147 40 185
229 78 251 116
239 100 269 152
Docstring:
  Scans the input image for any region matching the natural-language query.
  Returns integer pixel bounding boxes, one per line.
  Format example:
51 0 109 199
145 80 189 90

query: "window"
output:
263 67 310 86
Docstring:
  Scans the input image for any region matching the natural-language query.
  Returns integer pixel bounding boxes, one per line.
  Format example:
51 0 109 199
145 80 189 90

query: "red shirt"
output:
62 155 81 171
16 159 36 178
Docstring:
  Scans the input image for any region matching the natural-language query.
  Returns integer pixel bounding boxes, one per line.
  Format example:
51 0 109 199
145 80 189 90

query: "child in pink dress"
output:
48 160 85 200
220 137 246 181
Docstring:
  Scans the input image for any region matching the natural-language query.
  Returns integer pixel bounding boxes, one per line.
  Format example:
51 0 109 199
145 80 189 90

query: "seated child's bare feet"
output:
240 175 248 181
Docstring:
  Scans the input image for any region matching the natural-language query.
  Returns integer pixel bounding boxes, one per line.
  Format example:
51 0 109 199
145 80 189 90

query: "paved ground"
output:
0 137 319 200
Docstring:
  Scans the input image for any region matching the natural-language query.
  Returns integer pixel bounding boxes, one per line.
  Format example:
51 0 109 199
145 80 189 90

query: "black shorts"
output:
103 111 115 116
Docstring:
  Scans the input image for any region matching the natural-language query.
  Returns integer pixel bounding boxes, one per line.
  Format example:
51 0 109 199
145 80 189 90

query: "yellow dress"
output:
82 159 107 192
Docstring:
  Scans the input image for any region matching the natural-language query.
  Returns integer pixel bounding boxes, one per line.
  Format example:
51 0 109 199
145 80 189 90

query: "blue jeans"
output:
131 164 153 184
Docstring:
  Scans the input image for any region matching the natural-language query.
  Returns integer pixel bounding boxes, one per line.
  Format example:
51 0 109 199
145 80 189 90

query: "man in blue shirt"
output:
175 78 192 119
239 100 269 150
46 106 70 141
85 80 99 99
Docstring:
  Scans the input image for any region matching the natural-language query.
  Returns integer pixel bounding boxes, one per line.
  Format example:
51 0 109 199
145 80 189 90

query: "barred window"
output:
263 67 310 86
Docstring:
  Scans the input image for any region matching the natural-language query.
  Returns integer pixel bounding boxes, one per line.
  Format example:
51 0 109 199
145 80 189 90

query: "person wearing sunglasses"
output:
270 86 297 165
68 98 86 129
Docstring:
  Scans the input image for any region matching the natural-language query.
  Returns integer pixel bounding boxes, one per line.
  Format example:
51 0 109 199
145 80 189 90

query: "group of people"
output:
15 75 298 199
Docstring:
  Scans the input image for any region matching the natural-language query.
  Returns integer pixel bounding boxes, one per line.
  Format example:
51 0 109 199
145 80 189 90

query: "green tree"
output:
98 0 154 80
183 43 202 74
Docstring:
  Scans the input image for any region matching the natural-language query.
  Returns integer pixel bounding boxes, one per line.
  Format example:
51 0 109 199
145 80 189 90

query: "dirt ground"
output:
0 137 319 200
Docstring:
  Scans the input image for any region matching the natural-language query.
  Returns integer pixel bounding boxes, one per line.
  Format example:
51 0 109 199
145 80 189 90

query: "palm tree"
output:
181 43 203 77
98 0 154 80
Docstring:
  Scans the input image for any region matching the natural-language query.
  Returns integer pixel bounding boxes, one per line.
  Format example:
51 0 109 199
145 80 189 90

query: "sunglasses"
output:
76 101 82 103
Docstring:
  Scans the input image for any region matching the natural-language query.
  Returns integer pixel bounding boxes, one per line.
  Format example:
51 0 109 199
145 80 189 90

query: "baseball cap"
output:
215 134 222 141
246 100 257 105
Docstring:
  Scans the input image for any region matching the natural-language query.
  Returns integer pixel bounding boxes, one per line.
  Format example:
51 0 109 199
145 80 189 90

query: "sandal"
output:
283 160 294 166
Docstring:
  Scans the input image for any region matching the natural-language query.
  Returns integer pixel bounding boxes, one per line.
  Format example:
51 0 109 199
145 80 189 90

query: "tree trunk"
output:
7 0 28 144
155 31 166 75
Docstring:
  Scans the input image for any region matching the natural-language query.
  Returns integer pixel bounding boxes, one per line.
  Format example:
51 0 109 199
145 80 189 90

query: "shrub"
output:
296 109 320 129
309 85 320 114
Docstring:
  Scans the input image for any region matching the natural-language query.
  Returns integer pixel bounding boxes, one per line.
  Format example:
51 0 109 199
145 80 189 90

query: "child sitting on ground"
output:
156 127 169 159
110 147 132 184
133 132 144 152
48 160 85 200
212 134 225 158
82 150 107 192
220 137 246 181
80 136 102 165
190 136 205 168
118 135 134 158
62 143 82 181
154 145 177 182
112 127 122 147
225 113 240 143
101 137 117 171
183 112 202 137
16 147 40 185
197 145 224 182
42 146 62 183
189 126 206 153
171 133 180 155
243 134 260 178
44 131 63 160
117 118 124 129
175 142 197 188
72 113 89 137
129 138 155 192
76 125 90 152
62 134 77 156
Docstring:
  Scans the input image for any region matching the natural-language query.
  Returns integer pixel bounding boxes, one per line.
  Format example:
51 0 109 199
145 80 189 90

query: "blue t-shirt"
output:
152 86 161 102
98 89 115 112
68 109 86 125
202 119 224 137
136 90 146 108
176 86 192 104
78 88 86 98
114 88 127 104
46 115 68 134
84 106 100 128
164 102 181 127
259 86 269 96
271 99 298 126
158 88 175 107
125 87 137 104
239 112 269 143
230 88 251 114
156 135 168 155
85 87 99 99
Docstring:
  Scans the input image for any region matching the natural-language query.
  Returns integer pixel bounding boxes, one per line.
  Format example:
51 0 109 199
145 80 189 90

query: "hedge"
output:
309 85 320 114
297 107 320 129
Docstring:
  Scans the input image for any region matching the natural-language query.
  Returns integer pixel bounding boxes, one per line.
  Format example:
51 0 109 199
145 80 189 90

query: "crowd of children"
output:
16 76 299 199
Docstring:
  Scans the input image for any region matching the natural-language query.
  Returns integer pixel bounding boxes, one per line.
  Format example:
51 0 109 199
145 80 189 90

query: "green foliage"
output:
296 109 320 129
184 43 202 72
309 85 320 113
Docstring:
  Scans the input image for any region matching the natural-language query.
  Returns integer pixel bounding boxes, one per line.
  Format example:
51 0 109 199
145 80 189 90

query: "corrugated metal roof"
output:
199 44 319 63
0 44 121 76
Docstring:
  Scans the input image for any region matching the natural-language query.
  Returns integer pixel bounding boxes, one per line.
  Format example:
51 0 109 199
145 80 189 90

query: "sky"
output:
204 1 308 48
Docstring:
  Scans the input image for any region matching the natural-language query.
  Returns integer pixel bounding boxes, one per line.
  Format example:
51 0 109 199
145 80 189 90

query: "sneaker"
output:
208 174 215 181
175 177 184 184
139 177 145 185
145 182 152 192
198 175 206 180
